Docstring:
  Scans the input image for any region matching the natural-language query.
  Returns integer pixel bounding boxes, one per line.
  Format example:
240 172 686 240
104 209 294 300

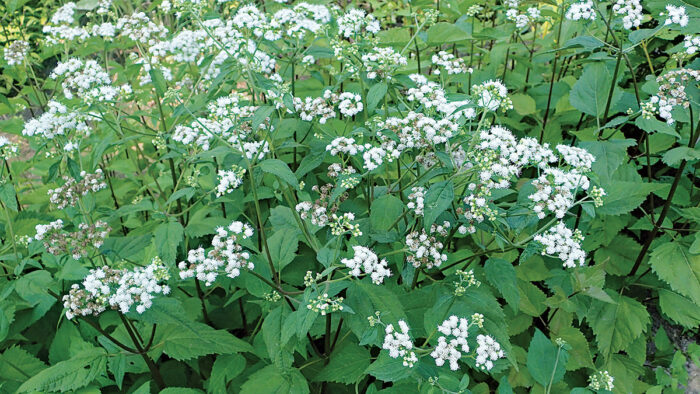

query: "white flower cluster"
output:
361 47 408 80
612 0 643 30
48 169 107 209
173 93 271 159
178 221 255 285
405 222 449 269
307 293 344 315
475 334 505 370
50 58 127 102
326 137 367 156
407 74 449 110
431 51 468 75
534 222 586 268
363 146 391 171
341 246 392 284
556 145 595 171
4 40 29 65
216 165 246 197
685 35 700 55
663 5 688 27
294 94 336 124
407 187 426 216
378 111 458 154
589 370 615 391
0 136 20 160
645 69 700 124
337 8 380 38
22 101 89 140
431 316 470 370
337 92 364 117
62 257 171 319
506 5 541 28
566 1 596 22
383 320 418 367
473 80 513 112
529 168 590 219
117 12 169 45
35 219 110 259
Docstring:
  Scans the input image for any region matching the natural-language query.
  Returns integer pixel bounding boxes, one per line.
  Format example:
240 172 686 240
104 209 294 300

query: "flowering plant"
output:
0 0 699 392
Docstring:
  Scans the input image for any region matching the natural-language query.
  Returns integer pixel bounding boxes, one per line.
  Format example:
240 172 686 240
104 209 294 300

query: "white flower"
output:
685 35 700 55
341 246 392 284
407 187 426 216
566 1 596 22
663 5 688 27
534 222 586 268
383 320 418 367
475 334 505 371
612 0 643 30
431 316 470 370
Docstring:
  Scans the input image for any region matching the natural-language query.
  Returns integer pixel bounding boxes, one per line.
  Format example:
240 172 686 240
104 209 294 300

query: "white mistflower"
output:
534 222 586 268
383 320 418 367
341 246 392 284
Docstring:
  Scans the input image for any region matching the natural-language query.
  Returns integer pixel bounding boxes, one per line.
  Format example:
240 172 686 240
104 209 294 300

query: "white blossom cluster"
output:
341 246 392 284
473 80 513 112
0 136 20 160
644 69 700 124
685 35 700 55
307 293 344 315
216 165 246 197
173 93 271 159
336 8 380 38
117 12 169 45
326 137 367 156
62 257 171 319
383 320 418 367
556 145 595 171
431 51 468 75
178 221 255 285
589 370 615 391
405 222 449 269
407 74 449 110
48 169 107 209
377 111 458 154
363 146 391 171
4 40 29 66
50 58 128 103
663 5 688 27
475 334 505 370
35 219 110 259
533 221 586 268
361 46 408 80
407 187 426 216
612 0 643 30
529 168 590 219
337 92 364 117
566 1 596 22
294 94 336 124
22 101 89 140
431 316 470 370
506 4 541 29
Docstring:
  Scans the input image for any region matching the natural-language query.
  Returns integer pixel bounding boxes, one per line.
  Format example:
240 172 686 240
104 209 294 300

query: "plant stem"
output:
540 4 566 142
119 314 166 390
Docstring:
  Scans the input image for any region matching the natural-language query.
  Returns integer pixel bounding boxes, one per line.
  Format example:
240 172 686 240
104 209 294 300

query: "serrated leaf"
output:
423 180 454 230
17 348 106 393
527 329 569 387
240 365 309 394
259 159 299 190
569 62 622 118
154 220 184 266
367 82 387 114
365 352 413 382
649 242 700 305
314 339 370 384
596 181 665 216
160 322 253 361
587 291 649 360
484 258 520 312
268 229 299 272
208 354 246 394
0 345 47 383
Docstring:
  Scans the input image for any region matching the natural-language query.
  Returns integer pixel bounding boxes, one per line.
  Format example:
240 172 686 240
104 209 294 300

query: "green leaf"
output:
658 289 700 329
268 229 299 272
527 329 568 388
0 183 18 212
569 62 622 118
154 220 184 266
662 147 700 167
259 159 299 190
370 194 404 232
17 348 107 393
588 291 649 360
484 258 520 312
314 339 370 384
367 82 388 114
208 354 246 394
510 93 536 115
596 181 665 216
423 180 454 230
649 242 700 305
160 389 204 394
426 22 470 44
240 365 309 394
579 139 635 184
149 68 167 97
0 345 47 383
160 322 253 361
251 106 275 131
365 352 413 382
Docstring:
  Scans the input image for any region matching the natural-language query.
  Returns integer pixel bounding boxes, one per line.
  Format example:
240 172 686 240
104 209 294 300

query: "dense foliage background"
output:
0 0 699 392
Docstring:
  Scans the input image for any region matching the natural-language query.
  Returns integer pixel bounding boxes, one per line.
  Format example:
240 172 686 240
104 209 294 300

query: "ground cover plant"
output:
0 0 699 392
